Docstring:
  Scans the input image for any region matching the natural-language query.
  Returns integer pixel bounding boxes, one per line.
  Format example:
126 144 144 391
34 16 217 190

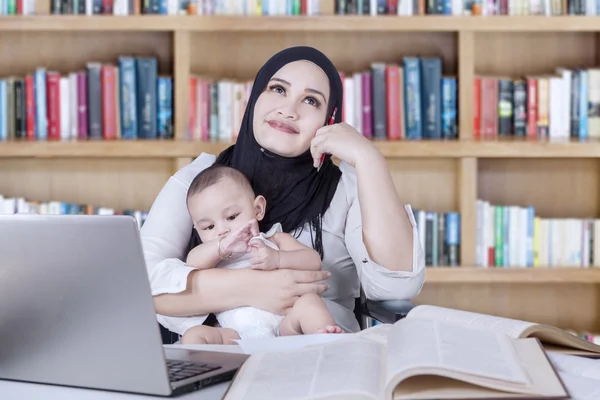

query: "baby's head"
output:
186 164 266 243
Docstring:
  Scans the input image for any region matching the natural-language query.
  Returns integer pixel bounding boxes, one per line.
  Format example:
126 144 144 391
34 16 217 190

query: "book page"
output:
548 353 600 381
224 338 383 400
407 305 536 339
557 372 600 400
385 318 530 388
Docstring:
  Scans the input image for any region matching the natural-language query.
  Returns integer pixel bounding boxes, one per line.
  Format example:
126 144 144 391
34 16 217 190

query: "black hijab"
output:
188 46 343 259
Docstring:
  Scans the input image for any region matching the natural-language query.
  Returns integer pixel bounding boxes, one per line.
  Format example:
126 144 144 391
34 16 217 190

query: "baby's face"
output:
188 177 259 243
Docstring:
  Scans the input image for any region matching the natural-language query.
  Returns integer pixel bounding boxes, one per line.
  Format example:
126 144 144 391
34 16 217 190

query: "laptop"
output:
0 214 249 397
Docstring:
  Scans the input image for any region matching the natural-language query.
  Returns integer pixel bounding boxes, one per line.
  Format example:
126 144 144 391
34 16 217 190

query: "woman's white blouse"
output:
140 153 426 333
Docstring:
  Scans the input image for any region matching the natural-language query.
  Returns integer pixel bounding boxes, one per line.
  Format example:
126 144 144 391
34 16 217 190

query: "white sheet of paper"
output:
234 333 350 354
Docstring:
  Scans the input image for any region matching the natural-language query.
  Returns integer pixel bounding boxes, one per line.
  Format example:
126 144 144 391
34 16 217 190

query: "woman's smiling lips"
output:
267 120 299 134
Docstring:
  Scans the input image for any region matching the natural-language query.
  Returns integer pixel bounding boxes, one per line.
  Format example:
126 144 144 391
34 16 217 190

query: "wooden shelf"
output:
1 15 600 32
0 139 598 159
426 267 600 283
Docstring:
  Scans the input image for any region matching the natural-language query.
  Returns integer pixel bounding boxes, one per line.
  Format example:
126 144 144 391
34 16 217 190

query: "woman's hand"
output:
242 268 331 316
219 219 260 256
310 122 381 169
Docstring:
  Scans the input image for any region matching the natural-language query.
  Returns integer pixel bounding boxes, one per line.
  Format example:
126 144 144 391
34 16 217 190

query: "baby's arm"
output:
185 239 222 270
270 232 322 271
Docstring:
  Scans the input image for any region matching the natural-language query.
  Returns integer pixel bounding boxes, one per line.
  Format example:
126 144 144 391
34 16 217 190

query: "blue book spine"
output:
445 212 460 266
441 77 457 139
118 57 138 140
157 76 173 139
262 0 268 14
135 57 158 139
159 0 167 13
0 80 6 140
443 0 452 14
35 68 47 140
579 70 588 139
402 57 422 140
420 58 442 139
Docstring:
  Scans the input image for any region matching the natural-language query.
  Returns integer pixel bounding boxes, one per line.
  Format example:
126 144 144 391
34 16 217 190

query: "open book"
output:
223 317 568 400
404 305 600 357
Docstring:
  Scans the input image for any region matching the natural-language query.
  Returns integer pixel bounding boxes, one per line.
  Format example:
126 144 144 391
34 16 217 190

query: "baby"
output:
181 163 343 345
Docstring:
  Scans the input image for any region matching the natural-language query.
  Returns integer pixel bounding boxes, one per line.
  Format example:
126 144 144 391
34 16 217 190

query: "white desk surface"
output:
0 344 242 400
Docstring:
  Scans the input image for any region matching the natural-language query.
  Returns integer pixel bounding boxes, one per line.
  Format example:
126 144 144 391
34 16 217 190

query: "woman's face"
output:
252 60 331 158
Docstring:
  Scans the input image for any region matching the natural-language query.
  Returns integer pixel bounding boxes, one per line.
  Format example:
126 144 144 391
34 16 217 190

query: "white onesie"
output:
213 222 285 339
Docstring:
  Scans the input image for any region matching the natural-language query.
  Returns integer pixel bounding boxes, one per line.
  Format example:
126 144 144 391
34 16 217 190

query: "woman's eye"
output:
304 97 321 107
269 84 285 94
204 225 214 230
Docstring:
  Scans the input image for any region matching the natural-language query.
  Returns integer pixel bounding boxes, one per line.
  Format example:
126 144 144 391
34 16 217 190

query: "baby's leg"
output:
279 293 344 336
181 325 241 345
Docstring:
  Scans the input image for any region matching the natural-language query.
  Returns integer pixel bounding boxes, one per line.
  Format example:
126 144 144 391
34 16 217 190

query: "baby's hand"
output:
249 239 280 270
220 219 260 255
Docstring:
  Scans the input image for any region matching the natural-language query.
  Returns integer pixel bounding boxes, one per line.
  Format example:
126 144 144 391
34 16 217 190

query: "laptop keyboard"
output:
166 359 221 382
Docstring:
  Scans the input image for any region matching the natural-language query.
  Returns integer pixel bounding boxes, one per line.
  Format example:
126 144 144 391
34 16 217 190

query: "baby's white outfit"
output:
177 223 285 340
213 222 285 339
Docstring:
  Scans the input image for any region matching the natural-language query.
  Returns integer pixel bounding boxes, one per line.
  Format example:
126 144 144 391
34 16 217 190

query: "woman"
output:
141 46 425 335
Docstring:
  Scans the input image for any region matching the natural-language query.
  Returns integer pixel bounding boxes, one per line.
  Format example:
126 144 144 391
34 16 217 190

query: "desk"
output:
0 344 242 400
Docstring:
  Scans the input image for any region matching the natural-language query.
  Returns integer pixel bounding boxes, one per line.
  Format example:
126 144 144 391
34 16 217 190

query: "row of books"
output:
474 68 600 140
49 0 321 15
476 199 600 268
335 0 594 16
188 57 457 142
0 56 173 141
413 209 461 267
0 194 149 229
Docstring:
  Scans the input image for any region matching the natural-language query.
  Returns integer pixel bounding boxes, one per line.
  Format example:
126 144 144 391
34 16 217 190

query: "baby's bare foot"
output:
316 325 344 334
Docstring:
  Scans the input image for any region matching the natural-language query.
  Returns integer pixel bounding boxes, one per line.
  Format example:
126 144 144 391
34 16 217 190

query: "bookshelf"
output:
1 1 600 335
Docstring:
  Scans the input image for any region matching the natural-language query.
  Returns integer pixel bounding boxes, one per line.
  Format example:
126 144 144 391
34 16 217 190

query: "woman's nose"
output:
277 102 299 119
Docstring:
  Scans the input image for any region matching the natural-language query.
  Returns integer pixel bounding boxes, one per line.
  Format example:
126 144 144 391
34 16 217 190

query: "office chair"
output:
158 296 416 345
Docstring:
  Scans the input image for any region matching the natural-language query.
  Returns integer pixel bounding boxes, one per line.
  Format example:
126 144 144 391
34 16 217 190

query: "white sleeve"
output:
340 162 426 301
140 153 216 296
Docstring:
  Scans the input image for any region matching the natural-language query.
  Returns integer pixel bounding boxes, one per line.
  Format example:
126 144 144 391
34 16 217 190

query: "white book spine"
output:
60 77 70 141
343 76 354 130
353 72 362 135
69 73 78 139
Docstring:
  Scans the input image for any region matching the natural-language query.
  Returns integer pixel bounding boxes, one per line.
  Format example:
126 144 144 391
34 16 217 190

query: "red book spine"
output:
101 65 117 140
77 72 89 139
46 72 61 140
526 78 538 138
385 65 401 140
201 80 210 141
301 0 307 14
361 71 373 139
189 76 197 139
481 77 498 137
102 0 113 13
25 75 36 140
473 77 481 139
387 0 397 13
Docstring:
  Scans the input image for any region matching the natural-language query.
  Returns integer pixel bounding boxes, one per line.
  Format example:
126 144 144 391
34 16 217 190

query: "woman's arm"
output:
154 267 331 317
311 123 417 272
353 149 415 272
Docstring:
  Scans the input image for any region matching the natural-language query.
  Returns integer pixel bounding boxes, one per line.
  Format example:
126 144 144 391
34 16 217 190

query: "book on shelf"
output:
0 194 148 228
334 0 591 16
48 0 322 16
223 308 568 400
0 56 172 142
413 209 460 267
188 57 457 142
476 199 600 268
474 68 600 141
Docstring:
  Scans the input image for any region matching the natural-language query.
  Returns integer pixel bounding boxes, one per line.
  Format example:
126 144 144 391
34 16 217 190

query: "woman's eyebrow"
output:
270 77 327 102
